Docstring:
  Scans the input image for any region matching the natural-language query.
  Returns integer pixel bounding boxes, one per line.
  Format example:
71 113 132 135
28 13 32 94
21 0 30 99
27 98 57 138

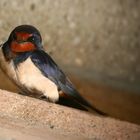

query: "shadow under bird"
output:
0 25 103 114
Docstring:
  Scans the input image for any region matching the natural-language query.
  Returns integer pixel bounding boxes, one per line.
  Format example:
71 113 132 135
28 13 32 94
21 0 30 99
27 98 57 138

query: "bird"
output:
0 25 103 114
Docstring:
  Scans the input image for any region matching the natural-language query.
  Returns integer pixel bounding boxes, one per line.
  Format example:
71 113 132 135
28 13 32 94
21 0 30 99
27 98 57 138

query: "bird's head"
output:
4 25 43 56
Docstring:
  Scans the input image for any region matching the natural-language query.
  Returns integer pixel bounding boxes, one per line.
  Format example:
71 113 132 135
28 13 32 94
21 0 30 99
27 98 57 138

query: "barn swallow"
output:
0 25 103 113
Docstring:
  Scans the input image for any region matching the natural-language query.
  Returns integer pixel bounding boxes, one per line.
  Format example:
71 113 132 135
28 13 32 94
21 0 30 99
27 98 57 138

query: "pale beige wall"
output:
0 0 140 91
0 1 139 88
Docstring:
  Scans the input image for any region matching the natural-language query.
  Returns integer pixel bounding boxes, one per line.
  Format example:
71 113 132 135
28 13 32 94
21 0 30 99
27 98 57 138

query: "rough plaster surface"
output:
0 89 139 140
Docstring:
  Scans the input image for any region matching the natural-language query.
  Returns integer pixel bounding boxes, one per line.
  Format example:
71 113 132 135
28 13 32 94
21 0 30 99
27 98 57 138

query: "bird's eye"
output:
28 34 41 43
28 36 35 42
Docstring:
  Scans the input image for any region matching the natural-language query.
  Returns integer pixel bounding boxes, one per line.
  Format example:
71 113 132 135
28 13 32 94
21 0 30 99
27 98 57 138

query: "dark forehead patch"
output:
8 25 42 42
13 25 40 35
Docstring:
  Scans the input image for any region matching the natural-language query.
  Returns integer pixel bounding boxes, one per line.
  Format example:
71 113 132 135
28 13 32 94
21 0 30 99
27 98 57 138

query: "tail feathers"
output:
58 80 105 115
69 91 105 115
57 95 88 111
59 90 105 115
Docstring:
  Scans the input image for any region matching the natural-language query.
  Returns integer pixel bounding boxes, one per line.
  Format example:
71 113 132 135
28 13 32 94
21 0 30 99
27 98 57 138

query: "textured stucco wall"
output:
0 89 139 140
0 0 140 89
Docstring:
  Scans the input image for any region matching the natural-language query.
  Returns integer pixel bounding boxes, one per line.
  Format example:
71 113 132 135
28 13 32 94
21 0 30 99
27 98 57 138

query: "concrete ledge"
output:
0 89 139 140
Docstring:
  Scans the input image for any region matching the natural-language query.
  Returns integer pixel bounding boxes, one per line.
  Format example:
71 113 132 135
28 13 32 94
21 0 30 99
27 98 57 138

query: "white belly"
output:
0 46 59 102
16 57 59 102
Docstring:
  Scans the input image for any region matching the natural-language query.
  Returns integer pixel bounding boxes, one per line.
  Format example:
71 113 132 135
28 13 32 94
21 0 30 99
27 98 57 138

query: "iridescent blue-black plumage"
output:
30 50 95 111
1 25 103 113
11 49 102 112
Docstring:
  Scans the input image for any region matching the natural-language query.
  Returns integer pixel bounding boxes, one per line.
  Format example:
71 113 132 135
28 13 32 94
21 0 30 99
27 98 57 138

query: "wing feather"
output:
31 50 103 113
